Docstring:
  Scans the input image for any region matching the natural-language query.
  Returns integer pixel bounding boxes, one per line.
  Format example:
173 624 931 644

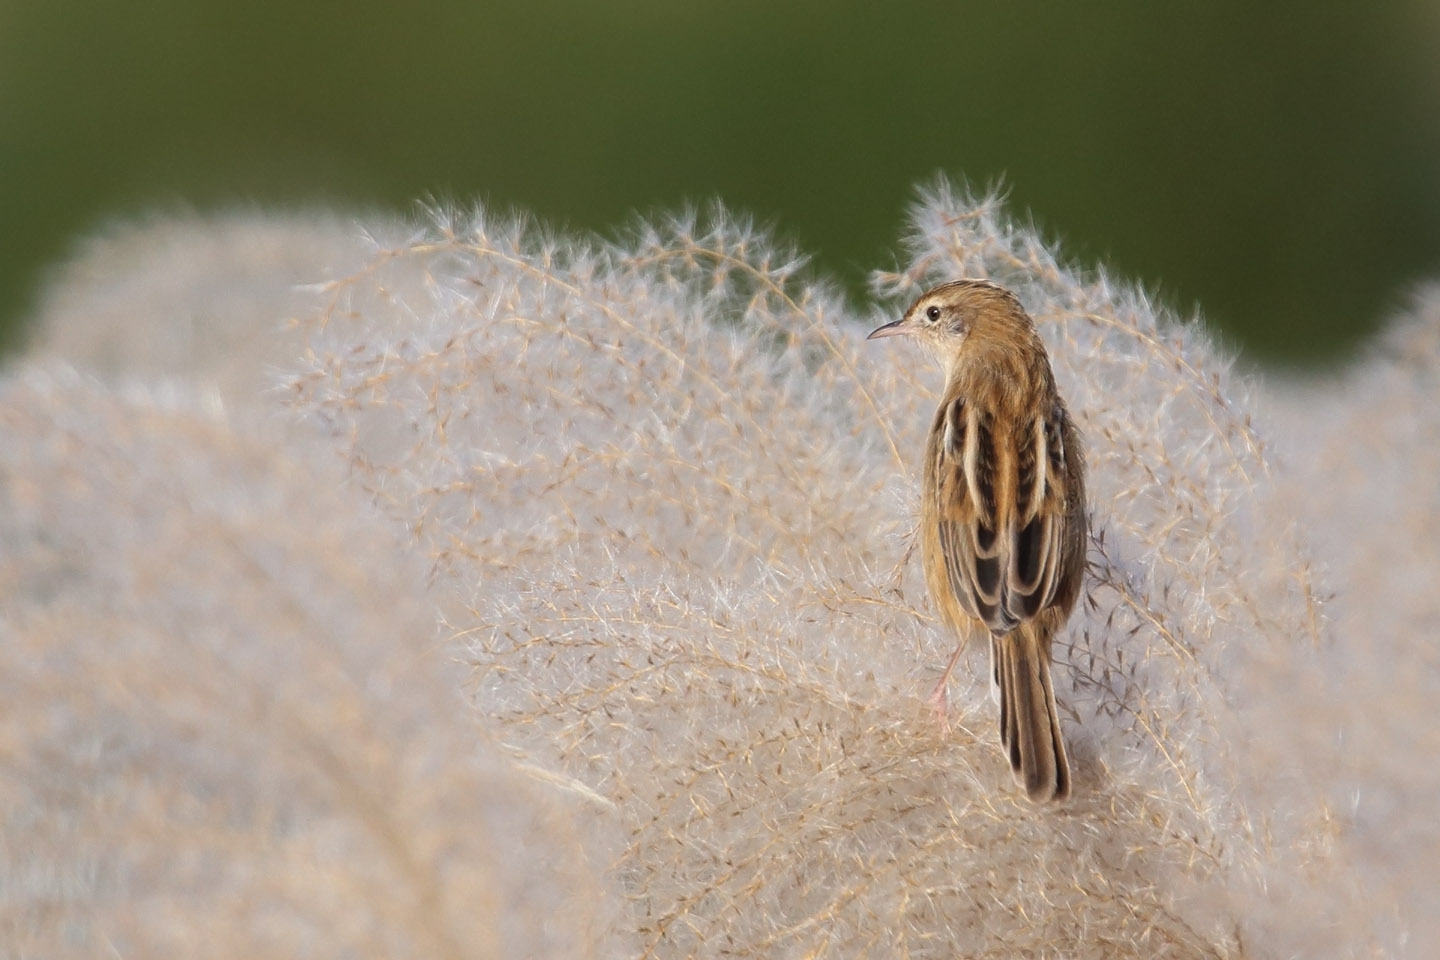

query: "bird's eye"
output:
925 306 942 322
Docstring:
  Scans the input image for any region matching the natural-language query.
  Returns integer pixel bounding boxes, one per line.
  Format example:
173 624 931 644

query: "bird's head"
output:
867 279 1033 369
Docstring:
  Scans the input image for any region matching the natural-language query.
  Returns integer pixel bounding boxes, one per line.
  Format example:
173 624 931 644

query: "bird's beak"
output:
866 318 907 340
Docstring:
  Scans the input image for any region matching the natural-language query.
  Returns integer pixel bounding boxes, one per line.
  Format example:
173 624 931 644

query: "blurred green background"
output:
3 0 1439 366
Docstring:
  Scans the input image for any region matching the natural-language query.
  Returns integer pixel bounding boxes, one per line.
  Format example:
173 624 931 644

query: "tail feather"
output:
994 626 1069 802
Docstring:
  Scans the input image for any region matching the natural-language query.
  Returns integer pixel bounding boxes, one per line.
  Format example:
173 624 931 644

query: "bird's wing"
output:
1004 406 1068 622
933 394 1014 634
934 396 1070 634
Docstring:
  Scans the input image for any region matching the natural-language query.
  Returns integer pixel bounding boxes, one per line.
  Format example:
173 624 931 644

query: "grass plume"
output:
4 183 1434 956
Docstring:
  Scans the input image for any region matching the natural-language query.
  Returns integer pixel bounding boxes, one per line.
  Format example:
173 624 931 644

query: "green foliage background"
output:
3 0 1439 365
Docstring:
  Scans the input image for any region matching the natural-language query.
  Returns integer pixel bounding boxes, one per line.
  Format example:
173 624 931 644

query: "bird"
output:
868 279 1087 802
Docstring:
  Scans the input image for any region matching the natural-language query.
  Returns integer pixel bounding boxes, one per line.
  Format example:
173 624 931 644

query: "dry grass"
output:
1260 285 1440 952
25 211 398 405
0 369 610 958
4 184 1434 957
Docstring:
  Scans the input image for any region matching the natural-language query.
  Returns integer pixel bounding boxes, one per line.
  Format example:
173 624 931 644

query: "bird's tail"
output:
992 625 1070 802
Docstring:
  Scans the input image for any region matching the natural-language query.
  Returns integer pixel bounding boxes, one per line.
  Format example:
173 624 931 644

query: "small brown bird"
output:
869 280 1087 802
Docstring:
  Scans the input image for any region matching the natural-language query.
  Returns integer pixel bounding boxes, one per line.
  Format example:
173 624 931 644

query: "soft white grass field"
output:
3 183 1434 957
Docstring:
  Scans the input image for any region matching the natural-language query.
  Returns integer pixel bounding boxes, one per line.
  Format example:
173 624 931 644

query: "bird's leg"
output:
926 640 967 730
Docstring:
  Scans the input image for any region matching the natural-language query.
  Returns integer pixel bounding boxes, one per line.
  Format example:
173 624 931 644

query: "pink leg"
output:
926 641 967 729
